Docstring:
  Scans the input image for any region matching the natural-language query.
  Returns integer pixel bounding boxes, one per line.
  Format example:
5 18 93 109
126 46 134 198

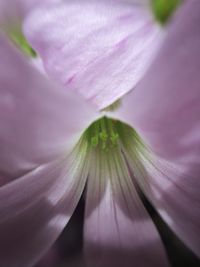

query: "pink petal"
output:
116 0 200 161
24 1 161 110
84 150 169 267
122 134 200 258
0 151 88 267
146 157 200 258
0 35 97 179
116 0 200 257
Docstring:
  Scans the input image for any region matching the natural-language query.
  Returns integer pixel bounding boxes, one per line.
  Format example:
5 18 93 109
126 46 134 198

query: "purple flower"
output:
0 1 199 267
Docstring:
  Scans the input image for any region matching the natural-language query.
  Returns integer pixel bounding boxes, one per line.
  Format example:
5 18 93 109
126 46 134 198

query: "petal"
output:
24 1 161 109
115 0 200 256
0 35 97 179
31 57 47 75
0 147 89 267
84 149 169 267
124 144 200 259
116 0 200 162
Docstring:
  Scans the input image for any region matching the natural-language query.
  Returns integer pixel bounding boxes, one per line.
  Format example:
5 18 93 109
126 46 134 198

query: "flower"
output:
0 1 200 267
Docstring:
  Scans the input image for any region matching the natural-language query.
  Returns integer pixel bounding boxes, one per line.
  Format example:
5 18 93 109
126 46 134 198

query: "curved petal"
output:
116 0 200 256
24 0 161 110
0 146 89 267
84 149 169 267
0 35 97 179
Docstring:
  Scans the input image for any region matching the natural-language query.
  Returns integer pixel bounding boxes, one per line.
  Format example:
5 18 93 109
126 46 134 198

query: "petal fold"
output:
24 1 161 109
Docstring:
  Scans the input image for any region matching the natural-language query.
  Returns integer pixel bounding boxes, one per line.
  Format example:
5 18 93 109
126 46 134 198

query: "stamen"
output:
99 118 108 149
76 116 167 200
91 121 100 147
83 116 141 151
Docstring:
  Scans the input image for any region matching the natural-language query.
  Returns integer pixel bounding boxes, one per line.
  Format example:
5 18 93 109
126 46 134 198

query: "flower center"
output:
81 116 145 152
74 116 157 202
73 115 172 208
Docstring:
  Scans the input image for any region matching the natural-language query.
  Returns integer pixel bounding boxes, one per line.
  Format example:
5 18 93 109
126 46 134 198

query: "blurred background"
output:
33 1 200 266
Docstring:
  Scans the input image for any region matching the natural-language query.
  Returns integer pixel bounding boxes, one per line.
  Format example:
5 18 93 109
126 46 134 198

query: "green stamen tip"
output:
110 133 119 146
99 131 108 149
99 132 108 142
91 136 99 147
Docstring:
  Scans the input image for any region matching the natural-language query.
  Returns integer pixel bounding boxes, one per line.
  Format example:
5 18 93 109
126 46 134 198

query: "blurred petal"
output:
84 149 169 267
0 0 62 57
0 0 60 25
0 145 89 267
24 1 161 109
116 0 200 256
0 35 97 179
